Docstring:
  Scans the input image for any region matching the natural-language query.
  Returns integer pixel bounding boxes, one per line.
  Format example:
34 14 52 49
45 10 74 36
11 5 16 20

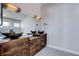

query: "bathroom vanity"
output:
0 34 47 56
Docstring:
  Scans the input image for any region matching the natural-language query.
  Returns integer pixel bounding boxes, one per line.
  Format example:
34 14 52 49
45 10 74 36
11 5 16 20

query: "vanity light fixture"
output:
3 3 21 13
33 15 41 20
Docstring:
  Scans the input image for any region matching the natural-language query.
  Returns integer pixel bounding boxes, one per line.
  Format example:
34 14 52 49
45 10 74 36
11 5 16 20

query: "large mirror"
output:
0 3 41 39
1 4 28 35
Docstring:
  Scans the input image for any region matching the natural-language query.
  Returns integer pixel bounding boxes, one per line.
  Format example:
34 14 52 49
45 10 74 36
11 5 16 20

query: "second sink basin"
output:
1 32 23 39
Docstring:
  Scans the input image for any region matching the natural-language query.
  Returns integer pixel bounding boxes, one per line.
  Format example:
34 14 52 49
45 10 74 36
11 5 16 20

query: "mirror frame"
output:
0 3 3 26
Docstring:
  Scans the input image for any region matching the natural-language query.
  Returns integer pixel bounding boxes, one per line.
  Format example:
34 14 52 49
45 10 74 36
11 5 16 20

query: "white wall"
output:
14 3 42 16
17 3 42 37
20 15 40 37
41 3 79 54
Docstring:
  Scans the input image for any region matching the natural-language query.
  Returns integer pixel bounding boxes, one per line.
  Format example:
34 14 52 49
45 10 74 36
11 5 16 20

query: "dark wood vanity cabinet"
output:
40 34 47 48
0 38 29 56
28 34 47 56
0 34 47 56
29 37 41 55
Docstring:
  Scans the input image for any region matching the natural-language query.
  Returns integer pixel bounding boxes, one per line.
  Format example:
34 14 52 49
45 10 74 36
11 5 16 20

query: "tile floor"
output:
35 47 78 56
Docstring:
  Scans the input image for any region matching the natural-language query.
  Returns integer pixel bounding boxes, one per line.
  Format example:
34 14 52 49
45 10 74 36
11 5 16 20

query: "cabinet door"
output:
40 34 47 48
29 39 37 55
0 44 2 56
36 38 41 51
1 40 19 56
0 38 29 56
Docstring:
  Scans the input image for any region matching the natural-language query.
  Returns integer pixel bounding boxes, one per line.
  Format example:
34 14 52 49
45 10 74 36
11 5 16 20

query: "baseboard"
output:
47 45 79 55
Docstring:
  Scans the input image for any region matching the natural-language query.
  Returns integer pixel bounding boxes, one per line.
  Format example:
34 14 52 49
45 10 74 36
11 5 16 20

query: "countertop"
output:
0 33 46 43
0 38 10 43
0 35 31 43
0 35 40 43
29 36 40 40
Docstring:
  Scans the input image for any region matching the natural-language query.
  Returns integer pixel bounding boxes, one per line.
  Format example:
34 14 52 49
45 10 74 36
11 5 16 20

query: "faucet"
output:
9 29 15 35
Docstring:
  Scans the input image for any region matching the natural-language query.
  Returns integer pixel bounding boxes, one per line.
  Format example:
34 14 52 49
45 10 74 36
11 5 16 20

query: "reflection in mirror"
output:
0 6 23 34
3 3 21 13
0 3 41 38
